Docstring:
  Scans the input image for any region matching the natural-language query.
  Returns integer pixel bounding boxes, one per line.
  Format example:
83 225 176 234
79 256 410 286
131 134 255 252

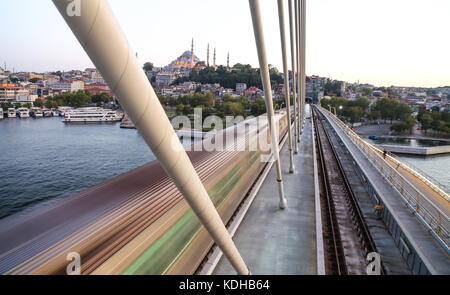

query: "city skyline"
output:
1 0 449 88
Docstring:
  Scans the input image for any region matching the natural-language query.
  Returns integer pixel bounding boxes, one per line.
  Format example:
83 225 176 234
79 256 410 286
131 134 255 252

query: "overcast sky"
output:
1 0 449 87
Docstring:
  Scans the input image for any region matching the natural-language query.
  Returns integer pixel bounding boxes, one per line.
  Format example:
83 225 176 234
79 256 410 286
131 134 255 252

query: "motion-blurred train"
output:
0 110 289 275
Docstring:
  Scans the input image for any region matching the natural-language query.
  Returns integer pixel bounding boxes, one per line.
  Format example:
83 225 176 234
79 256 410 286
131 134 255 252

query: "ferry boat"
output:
63 108 123 123
30 108 43 118
7 108 16 118
17 108 30 118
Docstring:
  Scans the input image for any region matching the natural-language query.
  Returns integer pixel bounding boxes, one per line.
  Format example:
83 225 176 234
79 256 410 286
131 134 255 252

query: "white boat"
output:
63 108 123 123
51 108 59 117
58 106 74 117
42 108 53 117
7 108 16 118
17 108 30 118
30 108 43 118
0 108 3 119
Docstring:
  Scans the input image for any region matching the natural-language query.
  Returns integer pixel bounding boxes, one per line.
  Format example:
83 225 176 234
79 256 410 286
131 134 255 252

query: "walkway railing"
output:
320 107 450 250
388 154 450 194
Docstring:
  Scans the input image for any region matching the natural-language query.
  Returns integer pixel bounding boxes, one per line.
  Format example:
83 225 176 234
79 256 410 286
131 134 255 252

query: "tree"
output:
420 113 433 134
354 96 370 113
395 103 413 121
176 104 184 115
251 97 266 116
390 122 409 134
346 106 364 126
34 98 43 108
183 105 192 115
92 93 111 106
15 102 22 109
362 88 373 96
1 102 13 110
368 109 380 123
405 116 416 135
143 62 154 72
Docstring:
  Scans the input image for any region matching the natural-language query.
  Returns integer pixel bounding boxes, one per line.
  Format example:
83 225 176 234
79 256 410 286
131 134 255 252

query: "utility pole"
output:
288 0 299 154
277 0 295 173
249 0 287 209
52 0 250 275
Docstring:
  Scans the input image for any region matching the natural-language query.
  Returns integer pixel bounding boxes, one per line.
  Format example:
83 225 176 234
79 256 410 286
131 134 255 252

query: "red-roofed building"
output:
85 83 113 96
0 84 30 103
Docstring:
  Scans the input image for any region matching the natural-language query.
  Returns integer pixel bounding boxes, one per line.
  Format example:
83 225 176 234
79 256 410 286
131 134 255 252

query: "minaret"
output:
207 43 210 67
213 48 216 69
227 52 230 71
190 38 195 68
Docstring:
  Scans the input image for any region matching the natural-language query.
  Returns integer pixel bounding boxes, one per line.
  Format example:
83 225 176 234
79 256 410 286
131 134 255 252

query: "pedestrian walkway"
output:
214 117 317 275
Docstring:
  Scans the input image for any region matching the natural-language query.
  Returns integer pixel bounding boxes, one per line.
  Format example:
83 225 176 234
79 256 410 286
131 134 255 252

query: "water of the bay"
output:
0 117 195 220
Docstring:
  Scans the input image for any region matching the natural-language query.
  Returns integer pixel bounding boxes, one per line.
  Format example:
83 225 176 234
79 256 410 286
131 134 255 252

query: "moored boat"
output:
30 108 43 118
17 108 30 118
7 108 16 118
42 108 53 117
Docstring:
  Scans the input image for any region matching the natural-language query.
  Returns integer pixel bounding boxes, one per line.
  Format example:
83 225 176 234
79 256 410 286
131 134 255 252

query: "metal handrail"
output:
388 153 450 194
319 106 450 249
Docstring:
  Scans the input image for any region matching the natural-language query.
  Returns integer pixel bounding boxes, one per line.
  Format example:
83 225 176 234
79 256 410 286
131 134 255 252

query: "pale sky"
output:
1 0 449 87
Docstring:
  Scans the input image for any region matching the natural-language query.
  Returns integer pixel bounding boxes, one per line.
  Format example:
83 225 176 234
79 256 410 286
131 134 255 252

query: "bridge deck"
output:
213 116 317 275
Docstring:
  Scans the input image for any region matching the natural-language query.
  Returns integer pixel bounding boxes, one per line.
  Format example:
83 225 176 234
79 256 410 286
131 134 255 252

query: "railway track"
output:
312 107 384 275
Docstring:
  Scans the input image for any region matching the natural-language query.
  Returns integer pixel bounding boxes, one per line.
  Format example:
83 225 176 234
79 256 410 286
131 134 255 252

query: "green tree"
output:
143 62 154 71
176 104 184 115
251 97 267 116
362 88 373 96
183 105 192 115
405 116 417 135
420 113 433 134
395 103 413 121
1 102 13 110
390 122 409 134
348 107 364 125
34 98 43 108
